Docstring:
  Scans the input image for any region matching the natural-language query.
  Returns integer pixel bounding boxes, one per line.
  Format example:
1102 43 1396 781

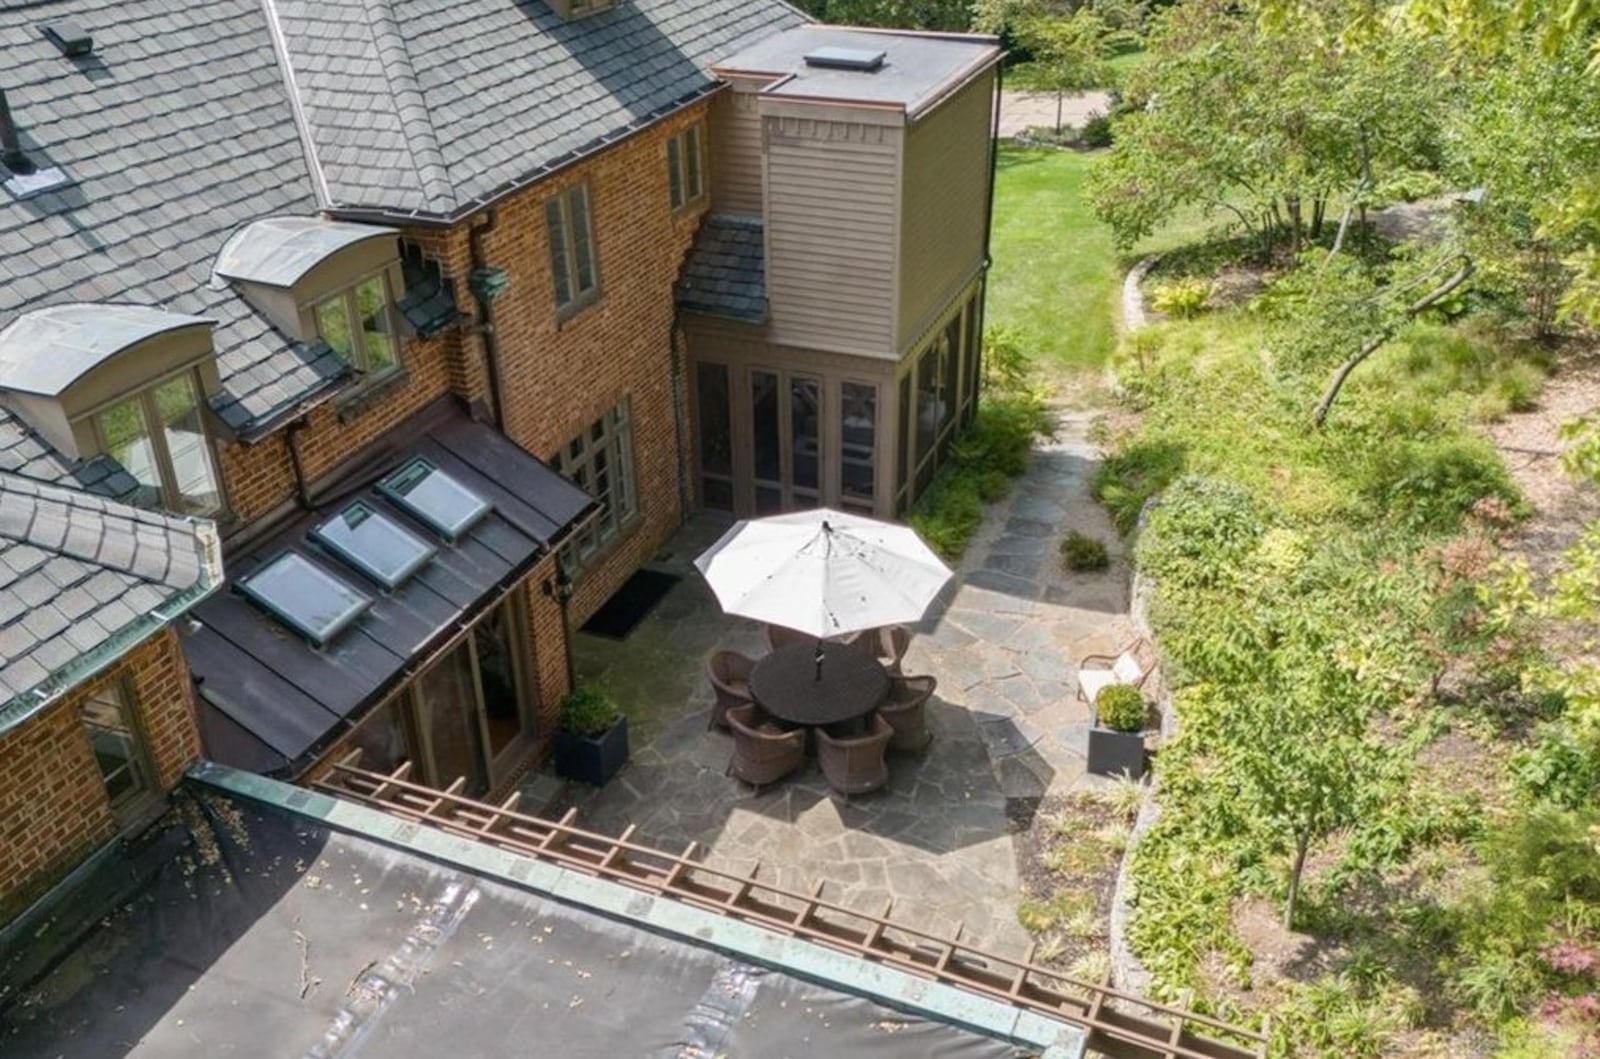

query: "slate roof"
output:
271 0 808 219
675 214 767 322
0 0 350 460
0 472 222 730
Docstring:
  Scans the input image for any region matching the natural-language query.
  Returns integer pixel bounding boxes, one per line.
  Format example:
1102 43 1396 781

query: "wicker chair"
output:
850 625 912 675
765 624 812 651
1075 638 1156 706
879 674 936 754
816 715 894 796
726 704 806 789
706 649 757 730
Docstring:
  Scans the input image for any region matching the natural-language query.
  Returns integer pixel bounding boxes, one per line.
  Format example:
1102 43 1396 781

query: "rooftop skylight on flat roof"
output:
239 552 372 646
312 500 436 590
378 458 492 541
803 46 886 71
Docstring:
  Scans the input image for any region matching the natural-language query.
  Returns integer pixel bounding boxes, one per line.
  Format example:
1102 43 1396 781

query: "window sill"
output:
555 291 602 328
566 509 641 578
335 367 409 423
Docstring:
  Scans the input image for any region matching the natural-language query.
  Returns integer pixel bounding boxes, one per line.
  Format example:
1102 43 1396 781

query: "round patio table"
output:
749 641 891 727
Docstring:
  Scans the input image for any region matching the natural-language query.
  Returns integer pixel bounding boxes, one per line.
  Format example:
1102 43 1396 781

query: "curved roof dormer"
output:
212 216 398 290
0 303 222 470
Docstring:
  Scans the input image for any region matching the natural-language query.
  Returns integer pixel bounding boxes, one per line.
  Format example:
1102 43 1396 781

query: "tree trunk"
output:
1055 90 1064 134
1313 255 1477 427
1287 196 1303 255
1284 833 1311 930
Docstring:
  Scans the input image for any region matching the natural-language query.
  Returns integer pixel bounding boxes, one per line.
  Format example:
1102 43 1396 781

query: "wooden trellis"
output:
315 756 1270 1059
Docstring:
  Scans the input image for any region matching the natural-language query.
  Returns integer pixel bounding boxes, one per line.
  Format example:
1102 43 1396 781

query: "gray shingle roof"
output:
676 214 767 322
0 472 222 729
273 0 807 218
0 0 348 453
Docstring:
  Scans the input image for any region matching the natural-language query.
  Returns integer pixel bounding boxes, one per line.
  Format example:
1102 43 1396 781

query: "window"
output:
695 362 733 511
80 680 156 823
314 272 399 376
239 552 372 646
840 382 877 512
545 184 599 317
556 401 637 568
378 458 493 542
568 0 616 14
313 500 436 589
93 370 224 517
667 124 704 210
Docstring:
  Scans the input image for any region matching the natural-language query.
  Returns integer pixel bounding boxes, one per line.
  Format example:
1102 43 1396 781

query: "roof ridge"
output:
361 0 456 212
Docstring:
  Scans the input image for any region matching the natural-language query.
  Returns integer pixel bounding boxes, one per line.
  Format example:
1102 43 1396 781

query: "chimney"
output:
0 89 33 175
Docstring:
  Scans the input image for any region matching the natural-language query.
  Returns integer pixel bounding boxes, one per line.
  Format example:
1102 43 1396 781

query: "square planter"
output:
553 714 629 787
1087 725 1147 780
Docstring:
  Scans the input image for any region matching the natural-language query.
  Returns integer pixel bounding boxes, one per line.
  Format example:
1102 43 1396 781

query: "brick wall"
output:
0 627 201 920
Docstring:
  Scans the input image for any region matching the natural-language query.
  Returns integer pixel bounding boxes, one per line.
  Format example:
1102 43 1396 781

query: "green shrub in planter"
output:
1095 684 1147 733
559 683 620 736
1060 531 1110 571
554 684 629 787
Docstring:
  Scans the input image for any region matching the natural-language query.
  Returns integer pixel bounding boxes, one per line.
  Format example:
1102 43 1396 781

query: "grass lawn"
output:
986 143 1212 372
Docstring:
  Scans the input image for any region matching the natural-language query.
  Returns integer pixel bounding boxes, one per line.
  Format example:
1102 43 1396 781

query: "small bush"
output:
1511 726 1600 810
1060 530 1111 571
983 324 1035 392
1136 476 1265 589
1095 684 1147 732
1081 111 1113 149
1149 277 1213 319
1356 436 1522 533
559 683 620 737
1093 439 1186 535
1492 360 1545 413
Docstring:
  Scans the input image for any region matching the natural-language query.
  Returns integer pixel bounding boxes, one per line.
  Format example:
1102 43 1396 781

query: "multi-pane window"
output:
557 401 637 568
314 272 398 375
667 124 704 210
93 370 224 517
545 184 599 317
80 680 156 823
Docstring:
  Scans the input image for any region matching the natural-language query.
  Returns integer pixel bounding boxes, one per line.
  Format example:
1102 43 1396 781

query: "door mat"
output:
580 569 681 641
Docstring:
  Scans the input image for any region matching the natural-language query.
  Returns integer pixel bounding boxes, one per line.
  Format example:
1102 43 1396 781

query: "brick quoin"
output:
0 628 200 920
204 103 710 764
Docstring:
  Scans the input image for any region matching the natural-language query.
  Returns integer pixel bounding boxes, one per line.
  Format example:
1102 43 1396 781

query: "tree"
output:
1087 0 1449 255
1015 10 1117 132
787 0 973 31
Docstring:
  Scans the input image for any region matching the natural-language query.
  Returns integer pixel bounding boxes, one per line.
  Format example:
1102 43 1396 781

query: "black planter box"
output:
553 715 629 787
1087 726 1147 780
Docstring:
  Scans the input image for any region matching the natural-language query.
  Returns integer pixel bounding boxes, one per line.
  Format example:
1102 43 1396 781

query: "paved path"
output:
997 89 1114 138
547 406 1132 955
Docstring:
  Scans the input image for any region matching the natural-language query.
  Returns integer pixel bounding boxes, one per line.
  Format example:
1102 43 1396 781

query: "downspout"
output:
976 60 1004 412
284 416 313 509
467 208 508 428
668 318 692 518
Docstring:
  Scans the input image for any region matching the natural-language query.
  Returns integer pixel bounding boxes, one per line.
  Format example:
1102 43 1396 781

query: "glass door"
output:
80 682 157 826
413 641 489 797
474 600 532 782
750 368 823 514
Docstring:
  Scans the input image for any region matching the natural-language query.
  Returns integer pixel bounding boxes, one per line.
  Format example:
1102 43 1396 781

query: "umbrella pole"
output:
814 637 824 682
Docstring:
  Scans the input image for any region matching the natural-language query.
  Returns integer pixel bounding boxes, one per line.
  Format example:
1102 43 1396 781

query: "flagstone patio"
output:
550 409 1133 954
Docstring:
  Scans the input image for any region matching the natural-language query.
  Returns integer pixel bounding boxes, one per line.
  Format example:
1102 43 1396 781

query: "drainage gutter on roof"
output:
0 523 224 737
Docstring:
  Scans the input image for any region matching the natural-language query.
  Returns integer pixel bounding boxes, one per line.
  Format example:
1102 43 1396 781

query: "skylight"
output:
239 552 372 646
378 458 492 541
312 500 436 590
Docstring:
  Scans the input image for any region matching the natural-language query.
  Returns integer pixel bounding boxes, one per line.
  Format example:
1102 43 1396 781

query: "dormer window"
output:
92 369 223 517
546 0 614 18
213 217 407 390
0 303 227 518
314 272 398 376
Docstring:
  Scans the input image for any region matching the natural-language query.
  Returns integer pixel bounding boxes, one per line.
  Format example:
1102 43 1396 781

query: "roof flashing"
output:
42 23 94 58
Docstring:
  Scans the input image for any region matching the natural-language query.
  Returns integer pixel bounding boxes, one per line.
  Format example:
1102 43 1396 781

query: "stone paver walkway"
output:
550 406 1132 954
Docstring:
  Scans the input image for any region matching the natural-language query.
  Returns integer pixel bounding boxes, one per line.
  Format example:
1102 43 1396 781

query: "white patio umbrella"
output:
693 508 953 645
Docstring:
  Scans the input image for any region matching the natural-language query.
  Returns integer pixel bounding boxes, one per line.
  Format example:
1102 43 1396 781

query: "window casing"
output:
90 368 225 518
557 401 637 569
568 0 616 14
80 679 158 825
545 184 600 318
314 270 400 377
667 124 705 211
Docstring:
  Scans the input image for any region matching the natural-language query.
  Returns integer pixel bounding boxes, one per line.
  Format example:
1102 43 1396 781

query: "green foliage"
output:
1093 439 1185 534
1095 684 1147 731
1355 435 1522 533
784 0 970 30
1060 530 1111 571
559 683 620 737
1510 725 1600 810
983 324 1033 391
1137 476 1265 589
1080 110 1114 149
1149 276 1212 318
1015 8 1118 109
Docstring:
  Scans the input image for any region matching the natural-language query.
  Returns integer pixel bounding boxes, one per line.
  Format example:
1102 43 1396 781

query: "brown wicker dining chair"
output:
726 703 807 789
851 625 912 675
879 674 937 754
765 624 812 651
816 715 894 796
706 649 757 730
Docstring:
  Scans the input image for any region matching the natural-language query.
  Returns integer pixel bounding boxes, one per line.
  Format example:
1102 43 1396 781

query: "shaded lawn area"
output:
986 143 1213 371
